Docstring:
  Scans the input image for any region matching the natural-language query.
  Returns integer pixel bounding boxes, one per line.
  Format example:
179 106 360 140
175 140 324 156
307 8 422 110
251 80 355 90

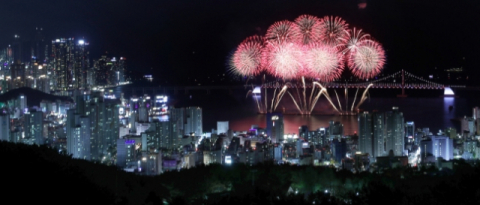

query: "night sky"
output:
2 0 480 85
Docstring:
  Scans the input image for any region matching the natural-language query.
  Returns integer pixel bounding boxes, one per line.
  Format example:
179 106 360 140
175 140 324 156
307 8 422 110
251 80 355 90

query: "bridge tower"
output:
397 69 408 98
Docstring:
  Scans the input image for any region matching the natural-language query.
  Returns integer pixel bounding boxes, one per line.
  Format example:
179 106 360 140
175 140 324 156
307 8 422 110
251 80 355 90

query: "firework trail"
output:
230 35 264 76
246 89 263 113
351 88 360 111
287 91 304 114
334 89 343 111
294 15 323 45
345 88 348 113
348 40 386 79
271 82 279 112
355 84 374 110
295 83 304 112
274 85 289 111
309 82 327 113
318 87 339 113
264 83 268 113
302 77 307 113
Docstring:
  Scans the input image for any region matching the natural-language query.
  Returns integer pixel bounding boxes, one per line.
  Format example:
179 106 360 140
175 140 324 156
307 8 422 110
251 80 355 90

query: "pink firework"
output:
263 42 304 79
348 40 385 79
230 35 265 76
318 16 349 47
294 15 323 45
304 43 344 82
343 27 370 55
265 20 300 44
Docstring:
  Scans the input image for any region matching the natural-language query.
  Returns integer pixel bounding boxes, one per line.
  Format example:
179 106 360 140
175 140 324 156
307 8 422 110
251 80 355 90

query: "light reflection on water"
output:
113 85 479 135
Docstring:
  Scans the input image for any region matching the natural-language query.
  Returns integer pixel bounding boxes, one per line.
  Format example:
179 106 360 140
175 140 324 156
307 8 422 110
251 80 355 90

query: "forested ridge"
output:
2 141 479 205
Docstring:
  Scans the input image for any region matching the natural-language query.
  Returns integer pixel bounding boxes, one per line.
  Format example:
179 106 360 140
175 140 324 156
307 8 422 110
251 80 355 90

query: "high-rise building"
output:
51 38 89 91
420 136 454 161
372 111 385 157
217 121 229 134
461 117 476 137
111 57 126 85
150 119 178 150
358 112 373 157
66 109 92 160
33 27 47 63
169 107 184 136
184 107 202 136
103 100 120 155
266 113 284 143
0 113 10 141
332 139 347 163
299 125 311 142
138 107 148 122
405 121 415 146
12 35 22 63
385 107 405 156
24 109 44 145
328 120 343 141
92 55 124 86
68 92 120 161
10 61 26 89
116 138 137 168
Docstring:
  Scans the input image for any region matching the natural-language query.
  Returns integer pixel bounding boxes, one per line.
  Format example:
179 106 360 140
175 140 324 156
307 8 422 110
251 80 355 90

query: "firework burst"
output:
230 35 264 76
318 16 349 47
265 20 299 44
294 15 323 45
263 42 304 79
348 40 385 79
304 43 344 82
233 14 385 115
343 27 370 55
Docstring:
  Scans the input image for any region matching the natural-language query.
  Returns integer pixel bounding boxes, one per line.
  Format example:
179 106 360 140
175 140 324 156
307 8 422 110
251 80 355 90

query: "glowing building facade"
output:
385 107 405 156
266 112 284 143
24 109 44 145
358 112 373 157
51 38 89 91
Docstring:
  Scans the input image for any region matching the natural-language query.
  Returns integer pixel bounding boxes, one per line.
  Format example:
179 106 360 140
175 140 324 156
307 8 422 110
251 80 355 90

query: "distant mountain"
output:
0 87 73 106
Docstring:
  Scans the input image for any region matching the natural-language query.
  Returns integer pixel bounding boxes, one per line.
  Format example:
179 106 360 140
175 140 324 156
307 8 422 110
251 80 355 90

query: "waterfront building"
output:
372 111 386 157
358 112 373 157
266 112 284 143
385 107 405 156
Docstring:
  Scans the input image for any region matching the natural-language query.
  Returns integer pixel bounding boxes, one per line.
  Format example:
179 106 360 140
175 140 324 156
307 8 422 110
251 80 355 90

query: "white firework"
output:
264 42 304 80
304 44 344 82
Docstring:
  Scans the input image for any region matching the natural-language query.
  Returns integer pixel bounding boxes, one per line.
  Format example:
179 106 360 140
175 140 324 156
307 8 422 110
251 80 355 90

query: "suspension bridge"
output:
107 70 468 97
260 69 465 97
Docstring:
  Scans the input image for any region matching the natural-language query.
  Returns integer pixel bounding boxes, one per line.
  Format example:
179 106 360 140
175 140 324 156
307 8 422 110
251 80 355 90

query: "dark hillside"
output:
0 87 73 106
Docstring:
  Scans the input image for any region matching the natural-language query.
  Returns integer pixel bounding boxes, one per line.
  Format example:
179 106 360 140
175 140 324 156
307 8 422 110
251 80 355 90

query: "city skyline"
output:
3 1 480 203
1 0 480 85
